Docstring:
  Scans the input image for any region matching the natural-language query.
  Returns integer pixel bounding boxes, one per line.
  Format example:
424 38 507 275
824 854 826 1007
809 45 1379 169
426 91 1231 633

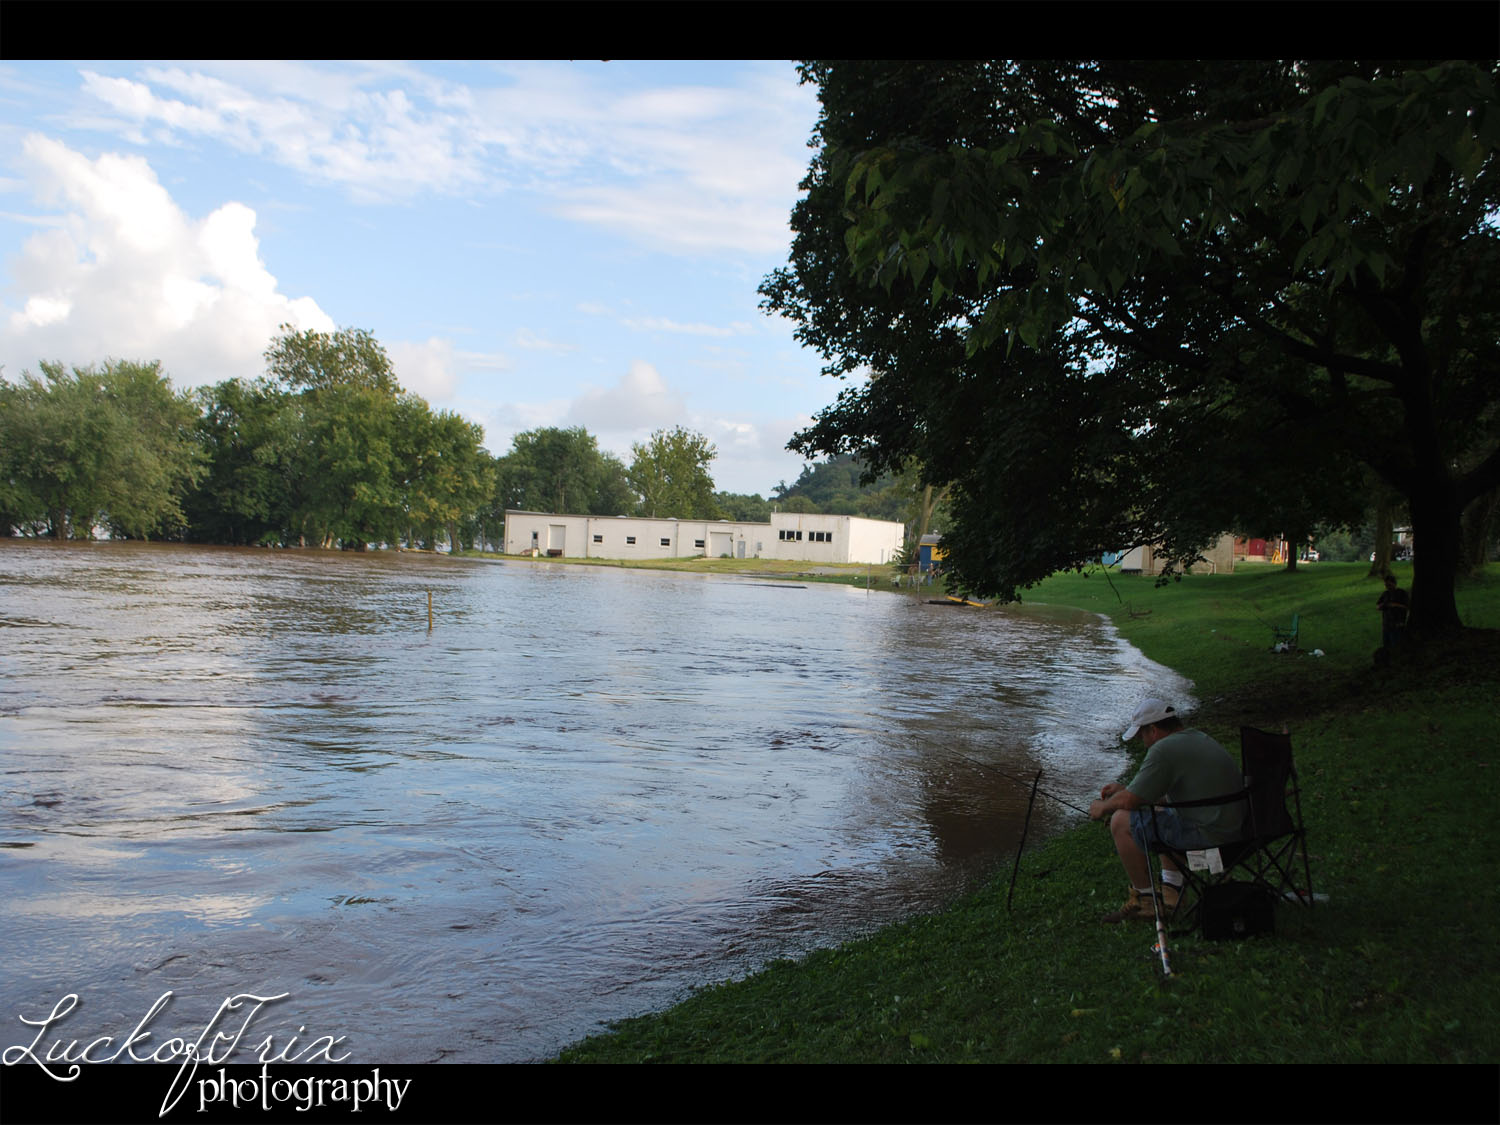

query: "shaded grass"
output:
553 562 1500 1072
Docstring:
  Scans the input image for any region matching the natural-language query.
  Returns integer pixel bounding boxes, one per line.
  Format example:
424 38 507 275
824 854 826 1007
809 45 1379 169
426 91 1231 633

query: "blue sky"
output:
0 60 844 496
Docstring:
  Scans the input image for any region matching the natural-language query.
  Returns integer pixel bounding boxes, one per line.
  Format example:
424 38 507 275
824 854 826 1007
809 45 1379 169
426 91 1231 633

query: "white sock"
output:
1134 885 1155 896
1161 870 1184 888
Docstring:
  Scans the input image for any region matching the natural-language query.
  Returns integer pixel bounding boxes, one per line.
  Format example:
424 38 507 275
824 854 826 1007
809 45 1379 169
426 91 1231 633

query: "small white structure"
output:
1118 534 1237 575
504 510 904 566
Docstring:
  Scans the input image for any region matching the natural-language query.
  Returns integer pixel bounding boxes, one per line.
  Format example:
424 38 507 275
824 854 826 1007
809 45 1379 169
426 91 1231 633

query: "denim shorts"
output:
1129 806 1217 853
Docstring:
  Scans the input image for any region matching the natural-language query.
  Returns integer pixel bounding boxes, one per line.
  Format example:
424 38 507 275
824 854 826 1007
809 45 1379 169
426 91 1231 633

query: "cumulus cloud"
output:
704 413 811 489
565 359 686 433
1 134 332 385
388 336 458 402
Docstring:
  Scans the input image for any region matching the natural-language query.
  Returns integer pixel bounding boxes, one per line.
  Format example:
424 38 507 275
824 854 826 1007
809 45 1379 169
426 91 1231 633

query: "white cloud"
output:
1 134 332 385
388 336 458 403
69 61 817 256
565 359 685 433
455 349 512 372
514 327 576 352
80 66 487 205
477 397 577 457
621 316 743 338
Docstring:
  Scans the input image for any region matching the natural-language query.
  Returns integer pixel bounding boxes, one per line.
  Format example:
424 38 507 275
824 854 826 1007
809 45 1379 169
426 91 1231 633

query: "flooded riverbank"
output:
0 541 1189 1061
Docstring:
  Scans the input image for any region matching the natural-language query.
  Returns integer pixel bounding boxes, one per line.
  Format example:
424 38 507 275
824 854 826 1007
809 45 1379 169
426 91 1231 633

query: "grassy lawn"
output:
461 548 896 583
549 560 1500 1085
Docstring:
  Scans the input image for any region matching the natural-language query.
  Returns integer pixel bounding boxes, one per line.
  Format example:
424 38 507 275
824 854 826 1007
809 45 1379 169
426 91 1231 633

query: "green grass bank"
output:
551 561 1500 1071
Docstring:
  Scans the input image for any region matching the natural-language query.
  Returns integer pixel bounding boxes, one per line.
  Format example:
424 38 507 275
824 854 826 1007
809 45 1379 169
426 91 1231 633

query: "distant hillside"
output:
770 454 912 525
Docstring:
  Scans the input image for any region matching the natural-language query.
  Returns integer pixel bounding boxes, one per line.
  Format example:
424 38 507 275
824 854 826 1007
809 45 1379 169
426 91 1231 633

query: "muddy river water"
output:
0 541 1189 1062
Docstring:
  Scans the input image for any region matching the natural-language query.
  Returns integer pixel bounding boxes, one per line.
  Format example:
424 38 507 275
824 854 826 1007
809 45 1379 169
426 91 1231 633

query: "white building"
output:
504 510 904 566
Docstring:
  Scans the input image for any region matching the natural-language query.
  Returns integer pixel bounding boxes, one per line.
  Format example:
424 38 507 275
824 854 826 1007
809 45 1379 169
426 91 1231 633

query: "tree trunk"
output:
911 482 949 555
1369 499 1394 577
1406 467 1464 635
1460 485 1500 575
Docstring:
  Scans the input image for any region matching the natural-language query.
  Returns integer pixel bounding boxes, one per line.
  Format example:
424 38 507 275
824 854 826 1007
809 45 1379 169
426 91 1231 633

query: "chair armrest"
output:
1157 788 1250 810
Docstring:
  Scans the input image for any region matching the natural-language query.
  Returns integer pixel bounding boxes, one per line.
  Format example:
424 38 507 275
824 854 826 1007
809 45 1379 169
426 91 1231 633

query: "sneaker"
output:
1101 888 1160 923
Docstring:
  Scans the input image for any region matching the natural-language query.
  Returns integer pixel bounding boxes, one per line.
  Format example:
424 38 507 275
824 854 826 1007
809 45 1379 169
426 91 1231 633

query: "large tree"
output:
263 324 399 395
395 401 494 550
492 426 632 516
627 426 722 519
182 377 292 545
256 324 493 550
0 360 204 539
766 60 1500 633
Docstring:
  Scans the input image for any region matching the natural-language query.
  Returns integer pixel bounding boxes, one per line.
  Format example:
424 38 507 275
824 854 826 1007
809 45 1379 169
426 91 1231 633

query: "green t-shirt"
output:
1128 728 1246 842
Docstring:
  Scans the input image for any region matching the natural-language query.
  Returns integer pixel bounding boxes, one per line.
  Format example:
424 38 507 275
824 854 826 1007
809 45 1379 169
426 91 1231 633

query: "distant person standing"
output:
1377 574 1410 648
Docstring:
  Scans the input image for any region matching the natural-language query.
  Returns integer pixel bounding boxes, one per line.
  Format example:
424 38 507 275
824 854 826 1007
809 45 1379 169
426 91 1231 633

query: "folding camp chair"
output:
1271 614 1300 651
1151 726 1315 936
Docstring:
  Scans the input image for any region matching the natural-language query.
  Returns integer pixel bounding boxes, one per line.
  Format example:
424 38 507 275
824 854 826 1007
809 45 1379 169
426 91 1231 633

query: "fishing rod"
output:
916 736 1176 977
1143 833 1174 979
906 739 1102 914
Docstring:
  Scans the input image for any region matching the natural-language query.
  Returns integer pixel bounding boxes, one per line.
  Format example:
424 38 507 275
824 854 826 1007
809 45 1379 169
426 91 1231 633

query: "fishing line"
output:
902 737 1114 915
925 742 1094 817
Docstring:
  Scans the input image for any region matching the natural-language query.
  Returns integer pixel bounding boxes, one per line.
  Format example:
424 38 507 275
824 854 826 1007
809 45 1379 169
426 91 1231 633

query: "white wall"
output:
505 511 767 560
764 513 903 564
504 510 902 565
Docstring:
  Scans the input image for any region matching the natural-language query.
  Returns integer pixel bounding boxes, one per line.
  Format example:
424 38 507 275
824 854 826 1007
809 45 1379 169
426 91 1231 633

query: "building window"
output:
626 536 636 545
592 534 603 543
694 539 705 548
778 529 803 542
658 538 669 547
808 531 831 543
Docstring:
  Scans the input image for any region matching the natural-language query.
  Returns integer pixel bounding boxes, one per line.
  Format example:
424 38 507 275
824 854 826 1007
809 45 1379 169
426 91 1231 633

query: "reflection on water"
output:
0 541 1190 1061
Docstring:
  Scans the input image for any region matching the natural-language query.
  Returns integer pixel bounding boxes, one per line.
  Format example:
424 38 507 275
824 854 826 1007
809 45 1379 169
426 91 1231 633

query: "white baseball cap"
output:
1122 698 1177 741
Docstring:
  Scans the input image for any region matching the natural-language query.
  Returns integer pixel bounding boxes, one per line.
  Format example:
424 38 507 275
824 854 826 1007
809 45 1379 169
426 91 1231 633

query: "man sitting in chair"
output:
1088 699 1247 923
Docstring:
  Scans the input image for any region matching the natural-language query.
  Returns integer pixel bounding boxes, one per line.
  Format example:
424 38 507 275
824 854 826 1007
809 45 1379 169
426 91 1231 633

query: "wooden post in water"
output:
428 589 433 632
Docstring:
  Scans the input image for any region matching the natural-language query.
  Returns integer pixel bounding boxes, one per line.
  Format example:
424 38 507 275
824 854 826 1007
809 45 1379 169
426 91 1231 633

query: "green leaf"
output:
1449 128 1485 182
907 248 930 286
931 179 950 226
1313 86 1338 126
1299 192 1320 235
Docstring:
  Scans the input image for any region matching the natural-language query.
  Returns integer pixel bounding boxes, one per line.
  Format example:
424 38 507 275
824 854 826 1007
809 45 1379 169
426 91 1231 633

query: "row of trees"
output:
761 60 1500 635
0 359 205 541
0 328 735 550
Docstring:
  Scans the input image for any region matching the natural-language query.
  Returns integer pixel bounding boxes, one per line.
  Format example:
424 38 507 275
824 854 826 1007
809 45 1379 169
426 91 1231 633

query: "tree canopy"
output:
264 324 399 395
627 426 722 519
764 60 1500 631
491 426 632 517
771 452 948 533
0 360 205 539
